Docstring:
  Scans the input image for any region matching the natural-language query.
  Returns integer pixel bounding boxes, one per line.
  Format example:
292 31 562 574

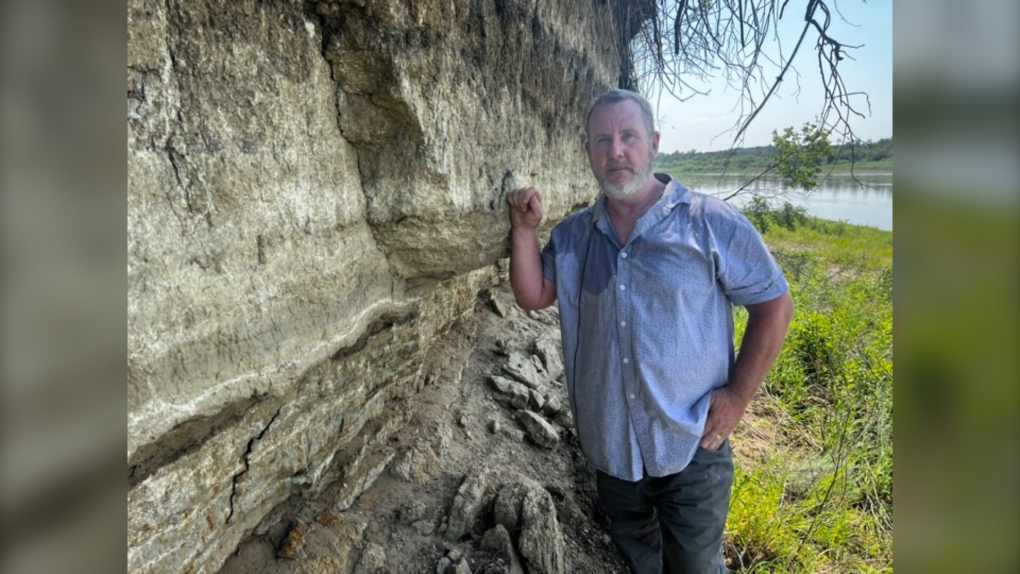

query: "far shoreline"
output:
664 169 893 177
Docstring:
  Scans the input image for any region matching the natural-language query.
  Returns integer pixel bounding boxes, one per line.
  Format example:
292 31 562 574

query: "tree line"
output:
656 137 892 174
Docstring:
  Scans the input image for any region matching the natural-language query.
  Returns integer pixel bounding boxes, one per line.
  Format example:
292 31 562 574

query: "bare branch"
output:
619 0 870 149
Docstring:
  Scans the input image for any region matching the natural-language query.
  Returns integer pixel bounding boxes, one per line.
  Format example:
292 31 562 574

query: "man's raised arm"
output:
506 187 557 310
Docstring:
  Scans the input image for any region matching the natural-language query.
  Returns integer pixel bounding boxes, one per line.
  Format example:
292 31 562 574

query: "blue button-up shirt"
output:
541 174 789 480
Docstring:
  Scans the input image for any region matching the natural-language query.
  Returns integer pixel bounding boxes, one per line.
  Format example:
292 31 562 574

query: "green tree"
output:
710 120 832 203
772 121 833 191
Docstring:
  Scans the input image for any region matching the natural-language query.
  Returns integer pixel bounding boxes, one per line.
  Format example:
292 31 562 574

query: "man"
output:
506 89 793 573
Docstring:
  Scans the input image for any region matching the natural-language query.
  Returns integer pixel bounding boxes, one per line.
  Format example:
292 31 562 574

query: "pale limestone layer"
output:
127 0 619 571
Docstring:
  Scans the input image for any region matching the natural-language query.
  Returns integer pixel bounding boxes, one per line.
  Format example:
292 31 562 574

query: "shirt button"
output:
623 357 629 364
629 393 636 399
620 285 626 291
620 321 626 327
621 252 628 258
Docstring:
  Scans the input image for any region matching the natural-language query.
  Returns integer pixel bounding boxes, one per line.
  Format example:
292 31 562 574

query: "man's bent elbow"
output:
513 293 545 311
512 284 556 311
514 298 540 311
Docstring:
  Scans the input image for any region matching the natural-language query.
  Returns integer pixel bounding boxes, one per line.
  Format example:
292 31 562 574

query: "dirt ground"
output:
218 282 777 574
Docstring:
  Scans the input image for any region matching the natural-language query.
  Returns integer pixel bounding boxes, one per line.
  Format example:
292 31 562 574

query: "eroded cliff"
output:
127 0 626 571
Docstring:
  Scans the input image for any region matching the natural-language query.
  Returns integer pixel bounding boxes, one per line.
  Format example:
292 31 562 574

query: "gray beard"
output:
600 161 654 200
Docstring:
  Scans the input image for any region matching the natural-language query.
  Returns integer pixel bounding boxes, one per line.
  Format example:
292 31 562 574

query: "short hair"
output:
585 89 656 140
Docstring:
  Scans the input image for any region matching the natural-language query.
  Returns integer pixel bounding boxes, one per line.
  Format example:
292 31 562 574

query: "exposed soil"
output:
218 282 776 574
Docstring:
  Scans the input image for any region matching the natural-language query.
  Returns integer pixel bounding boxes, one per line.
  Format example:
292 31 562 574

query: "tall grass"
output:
727 201 893 572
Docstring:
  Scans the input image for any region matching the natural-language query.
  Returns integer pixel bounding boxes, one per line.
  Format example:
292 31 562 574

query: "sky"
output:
649 0 893 153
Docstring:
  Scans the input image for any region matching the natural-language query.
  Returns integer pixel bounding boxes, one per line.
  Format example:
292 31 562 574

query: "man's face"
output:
585 100 660 200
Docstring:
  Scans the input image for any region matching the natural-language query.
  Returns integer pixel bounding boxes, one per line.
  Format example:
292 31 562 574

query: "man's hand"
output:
507 187 544 231
701 291 793 450
700 386 749 450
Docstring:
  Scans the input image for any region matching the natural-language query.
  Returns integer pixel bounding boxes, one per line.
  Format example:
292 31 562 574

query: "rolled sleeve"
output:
714 210 789 306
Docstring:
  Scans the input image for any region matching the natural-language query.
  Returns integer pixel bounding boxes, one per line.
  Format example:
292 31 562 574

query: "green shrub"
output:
742 197 809 233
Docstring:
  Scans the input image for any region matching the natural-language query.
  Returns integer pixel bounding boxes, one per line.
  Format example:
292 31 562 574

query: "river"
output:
673 172 893 231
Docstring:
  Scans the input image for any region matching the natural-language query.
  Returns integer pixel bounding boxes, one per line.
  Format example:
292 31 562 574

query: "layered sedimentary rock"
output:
127 0 623 571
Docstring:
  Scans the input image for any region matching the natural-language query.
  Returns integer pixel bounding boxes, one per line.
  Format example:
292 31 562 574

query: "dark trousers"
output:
595 441 734 574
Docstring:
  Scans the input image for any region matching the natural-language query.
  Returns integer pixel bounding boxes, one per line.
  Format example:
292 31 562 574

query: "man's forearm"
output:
729 291 794 405
509 227 547 310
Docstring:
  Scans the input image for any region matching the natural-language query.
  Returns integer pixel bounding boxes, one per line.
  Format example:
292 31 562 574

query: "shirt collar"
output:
591 173 691 239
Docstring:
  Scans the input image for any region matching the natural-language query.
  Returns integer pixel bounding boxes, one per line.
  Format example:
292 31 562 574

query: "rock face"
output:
127 0 623 571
